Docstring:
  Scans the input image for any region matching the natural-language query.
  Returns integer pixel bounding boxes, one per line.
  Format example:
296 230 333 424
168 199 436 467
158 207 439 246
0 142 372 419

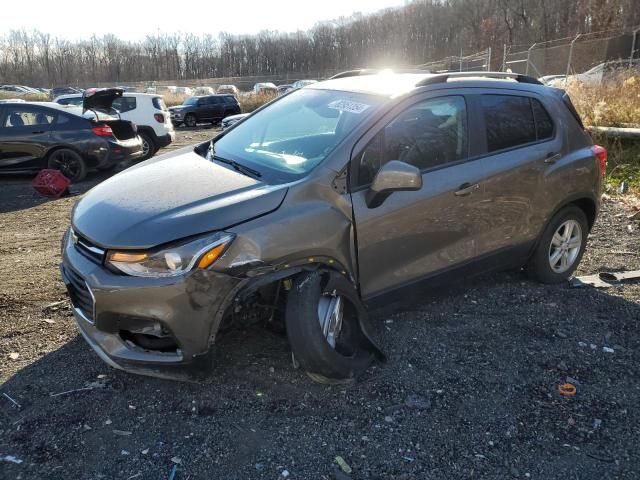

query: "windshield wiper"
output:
213 155 262 179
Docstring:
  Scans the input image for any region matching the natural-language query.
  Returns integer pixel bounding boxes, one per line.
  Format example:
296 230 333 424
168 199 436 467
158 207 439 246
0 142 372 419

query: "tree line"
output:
0 0 638 87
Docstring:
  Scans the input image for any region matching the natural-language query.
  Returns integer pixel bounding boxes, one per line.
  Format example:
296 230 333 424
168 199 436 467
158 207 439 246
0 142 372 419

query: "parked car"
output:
291 79 318 89
51 86 83 99
571 59 640 86
217 84 239 96
55 92 175 160
60 71 603 384
0 85 31 95
169 95 241 127
539 74 567 86
194 86 215 95
253 82 278 96
0 89 143 182
278 84 293 96
174 86 193 96
220 112 249 130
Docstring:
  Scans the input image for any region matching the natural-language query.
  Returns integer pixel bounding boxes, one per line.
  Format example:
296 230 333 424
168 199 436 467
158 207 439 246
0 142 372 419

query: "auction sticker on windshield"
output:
328 99 370 114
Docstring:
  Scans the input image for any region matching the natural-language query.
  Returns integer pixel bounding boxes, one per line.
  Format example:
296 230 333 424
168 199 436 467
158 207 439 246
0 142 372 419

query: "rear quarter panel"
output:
532 94 599 233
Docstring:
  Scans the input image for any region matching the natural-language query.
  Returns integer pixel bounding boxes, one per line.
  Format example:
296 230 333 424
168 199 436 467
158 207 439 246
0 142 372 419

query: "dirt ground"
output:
1 127 639 480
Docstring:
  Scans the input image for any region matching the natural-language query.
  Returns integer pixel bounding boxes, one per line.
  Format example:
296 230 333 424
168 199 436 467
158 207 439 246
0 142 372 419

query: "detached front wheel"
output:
285 271 376 384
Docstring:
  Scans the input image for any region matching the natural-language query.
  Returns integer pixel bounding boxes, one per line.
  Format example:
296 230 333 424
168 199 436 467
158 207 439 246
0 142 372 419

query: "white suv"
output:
54 92 175 160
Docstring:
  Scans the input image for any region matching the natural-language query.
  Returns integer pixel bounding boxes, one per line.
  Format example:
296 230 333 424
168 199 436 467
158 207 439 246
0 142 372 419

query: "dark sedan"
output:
0 95 143 182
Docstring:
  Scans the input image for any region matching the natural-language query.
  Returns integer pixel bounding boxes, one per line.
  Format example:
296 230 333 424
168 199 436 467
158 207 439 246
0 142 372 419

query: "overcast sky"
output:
1 0 405 41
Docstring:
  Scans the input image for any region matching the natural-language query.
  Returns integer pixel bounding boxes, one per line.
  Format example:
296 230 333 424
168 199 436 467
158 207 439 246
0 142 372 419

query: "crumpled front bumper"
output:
60 236 243 381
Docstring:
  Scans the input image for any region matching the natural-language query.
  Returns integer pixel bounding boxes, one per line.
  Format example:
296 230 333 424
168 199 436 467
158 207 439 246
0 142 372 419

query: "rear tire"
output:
184 114 197 128
526 205 588 284
139 132 156 160
47 148 87 182
285 271 375 384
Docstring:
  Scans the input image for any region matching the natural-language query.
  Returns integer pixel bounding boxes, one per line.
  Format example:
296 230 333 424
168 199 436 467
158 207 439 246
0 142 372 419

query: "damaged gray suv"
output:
61 71 605 383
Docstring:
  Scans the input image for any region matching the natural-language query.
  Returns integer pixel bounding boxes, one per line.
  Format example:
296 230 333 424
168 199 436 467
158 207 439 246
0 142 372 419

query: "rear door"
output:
473 91 562 257
209 96 225 120
0 105 55 172
351 92 489 298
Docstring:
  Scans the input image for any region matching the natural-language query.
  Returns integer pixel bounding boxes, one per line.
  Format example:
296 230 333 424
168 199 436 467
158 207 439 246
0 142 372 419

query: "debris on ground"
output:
335 456 352 474
570 269 640 288
559 383 577 396
0 454 23 464
168 465 177 480
2 392 21 409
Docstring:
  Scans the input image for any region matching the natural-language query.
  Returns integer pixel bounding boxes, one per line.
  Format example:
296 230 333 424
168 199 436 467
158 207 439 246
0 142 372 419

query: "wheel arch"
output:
529 192 597 258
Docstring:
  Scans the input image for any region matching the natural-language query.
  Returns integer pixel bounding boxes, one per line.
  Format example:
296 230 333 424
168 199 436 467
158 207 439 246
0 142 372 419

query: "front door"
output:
351 94 488 298
0 105 54 172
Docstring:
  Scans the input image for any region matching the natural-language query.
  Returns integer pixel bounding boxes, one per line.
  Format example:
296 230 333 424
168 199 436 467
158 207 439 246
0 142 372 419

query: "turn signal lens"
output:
196 243 228 269
109 251 148 262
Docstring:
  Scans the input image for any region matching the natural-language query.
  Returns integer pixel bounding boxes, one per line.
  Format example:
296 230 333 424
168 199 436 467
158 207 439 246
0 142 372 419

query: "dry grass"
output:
0 91 49 102
566 73 640 128
160 92 189 107
567 73 640 195
237 92 276 112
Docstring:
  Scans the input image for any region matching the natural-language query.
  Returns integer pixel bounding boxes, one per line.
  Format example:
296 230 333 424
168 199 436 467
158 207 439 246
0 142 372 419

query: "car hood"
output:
72 149 288 249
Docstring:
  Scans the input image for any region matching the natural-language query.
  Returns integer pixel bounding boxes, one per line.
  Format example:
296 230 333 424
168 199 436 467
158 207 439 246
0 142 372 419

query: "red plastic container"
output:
32 169 71 198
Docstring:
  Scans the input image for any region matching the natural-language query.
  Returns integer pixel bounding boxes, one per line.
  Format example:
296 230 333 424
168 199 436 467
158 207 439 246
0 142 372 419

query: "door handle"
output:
544 152 561 164
31 130 45 135
454 182 480 196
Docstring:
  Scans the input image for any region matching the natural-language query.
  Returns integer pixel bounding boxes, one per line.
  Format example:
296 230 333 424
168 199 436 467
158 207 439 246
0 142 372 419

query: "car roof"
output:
0 101 84 114
309 71 549 98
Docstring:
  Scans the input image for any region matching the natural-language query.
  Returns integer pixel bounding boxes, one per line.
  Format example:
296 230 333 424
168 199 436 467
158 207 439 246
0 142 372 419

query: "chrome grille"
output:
62 265 95 323
72 230 105 264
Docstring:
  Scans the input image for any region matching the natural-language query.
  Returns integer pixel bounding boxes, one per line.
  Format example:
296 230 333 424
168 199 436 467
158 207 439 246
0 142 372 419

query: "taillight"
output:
591 145 607 177
154 113 165 123
91 125 113 137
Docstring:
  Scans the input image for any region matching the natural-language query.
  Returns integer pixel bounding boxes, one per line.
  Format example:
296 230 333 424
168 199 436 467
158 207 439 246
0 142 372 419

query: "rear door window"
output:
531 99 554 140
2 107 55 128
481 95 536 152
112 97 137 113
152 97 167 111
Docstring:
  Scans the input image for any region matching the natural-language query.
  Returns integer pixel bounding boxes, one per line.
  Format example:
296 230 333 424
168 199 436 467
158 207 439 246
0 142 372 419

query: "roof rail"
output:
329 69 380 79
329 68 431 80
415 71 543 87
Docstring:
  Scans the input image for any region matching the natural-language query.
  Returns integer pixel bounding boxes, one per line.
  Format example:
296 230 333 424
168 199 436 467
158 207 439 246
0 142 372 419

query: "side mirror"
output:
365 160 422 208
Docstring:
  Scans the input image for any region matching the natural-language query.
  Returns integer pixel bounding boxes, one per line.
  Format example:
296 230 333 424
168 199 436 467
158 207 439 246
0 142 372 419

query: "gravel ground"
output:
1 128 639 480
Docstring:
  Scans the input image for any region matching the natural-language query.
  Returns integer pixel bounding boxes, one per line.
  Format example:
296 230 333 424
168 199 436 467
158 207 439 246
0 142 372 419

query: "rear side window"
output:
561 93 584 128
482 95 536 152
2 107 55 127
112 97 136 113
532 99 553 139
152 97 167 111
224 96 237 104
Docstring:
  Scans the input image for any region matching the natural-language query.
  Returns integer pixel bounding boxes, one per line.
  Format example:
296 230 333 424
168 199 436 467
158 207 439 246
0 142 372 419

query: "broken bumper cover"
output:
60 238 242 381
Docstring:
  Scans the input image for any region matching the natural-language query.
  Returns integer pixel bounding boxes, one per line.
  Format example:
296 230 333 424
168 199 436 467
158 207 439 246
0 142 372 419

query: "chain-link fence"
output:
502 26 640 78
416 49 492 73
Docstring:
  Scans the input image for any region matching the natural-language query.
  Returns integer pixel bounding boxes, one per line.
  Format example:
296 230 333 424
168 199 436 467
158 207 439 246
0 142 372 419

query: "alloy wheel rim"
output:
548 219 582 273
53 152 79 179
142 138 150 157
317 292 343 349
186 115 195 127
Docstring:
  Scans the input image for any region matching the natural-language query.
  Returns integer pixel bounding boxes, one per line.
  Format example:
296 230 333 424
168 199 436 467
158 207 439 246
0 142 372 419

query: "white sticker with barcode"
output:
327 100 370 114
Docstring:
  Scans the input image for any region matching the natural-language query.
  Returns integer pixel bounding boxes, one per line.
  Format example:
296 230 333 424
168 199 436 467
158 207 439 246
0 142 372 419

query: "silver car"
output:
60 71 604 383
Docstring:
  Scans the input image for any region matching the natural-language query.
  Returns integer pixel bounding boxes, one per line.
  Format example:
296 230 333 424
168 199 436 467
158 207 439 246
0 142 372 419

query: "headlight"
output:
106 232 234 278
